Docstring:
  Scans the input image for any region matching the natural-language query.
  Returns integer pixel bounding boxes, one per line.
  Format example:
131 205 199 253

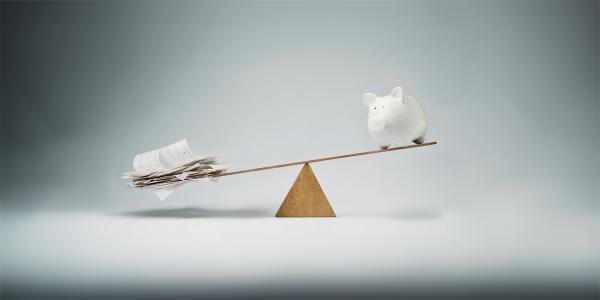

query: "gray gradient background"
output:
1 1 598 299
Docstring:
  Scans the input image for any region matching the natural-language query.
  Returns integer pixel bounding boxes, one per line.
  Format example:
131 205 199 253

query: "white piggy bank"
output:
363 86 427 149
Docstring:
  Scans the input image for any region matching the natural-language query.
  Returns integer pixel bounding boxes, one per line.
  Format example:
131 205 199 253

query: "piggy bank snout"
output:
369 118 388 132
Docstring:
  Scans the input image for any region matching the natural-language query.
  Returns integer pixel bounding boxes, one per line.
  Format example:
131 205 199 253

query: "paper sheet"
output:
133 139 202 174
124 139 227 200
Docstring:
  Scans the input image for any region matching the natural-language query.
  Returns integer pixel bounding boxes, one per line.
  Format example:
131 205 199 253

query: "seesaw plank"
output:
215 141 437 177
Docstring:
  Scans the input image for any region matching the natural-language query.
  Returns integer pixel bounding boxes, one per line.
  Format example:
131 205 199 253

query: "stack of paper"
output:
122 139 227 200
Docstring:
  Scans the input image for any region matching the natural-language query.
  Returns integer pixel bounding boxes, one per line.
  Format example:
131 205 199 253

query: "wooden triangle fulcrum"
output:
275 163 336 217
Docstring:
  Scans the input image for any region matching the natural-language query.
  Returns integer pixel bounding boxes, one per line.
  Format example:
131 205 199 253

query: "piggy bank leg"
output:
413 136 425 144
379 144 390 150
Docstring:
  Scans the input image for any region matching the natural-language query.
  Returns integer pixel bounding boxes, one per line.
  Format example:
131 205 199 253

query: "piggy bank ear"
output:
363 93 377 107
391 87 405 102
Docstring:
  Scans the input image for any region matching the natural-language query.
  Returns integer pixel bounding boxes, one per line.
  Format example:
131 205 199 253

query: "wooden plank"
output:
215 141 437 178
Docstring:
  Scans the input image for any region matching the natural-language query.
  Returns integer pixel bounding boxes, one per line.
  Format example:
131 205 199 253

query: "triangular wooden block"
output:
276 163 336 217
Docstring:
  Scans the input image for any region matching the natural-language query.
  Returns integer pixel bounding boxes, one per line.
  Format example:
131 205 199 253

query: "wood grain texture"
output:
216 141 437 178
275 163 336 218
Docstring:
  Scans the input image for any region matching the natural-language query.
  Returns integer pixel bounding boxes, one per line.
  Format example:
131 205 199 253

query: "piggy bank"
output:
363 86 427 149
